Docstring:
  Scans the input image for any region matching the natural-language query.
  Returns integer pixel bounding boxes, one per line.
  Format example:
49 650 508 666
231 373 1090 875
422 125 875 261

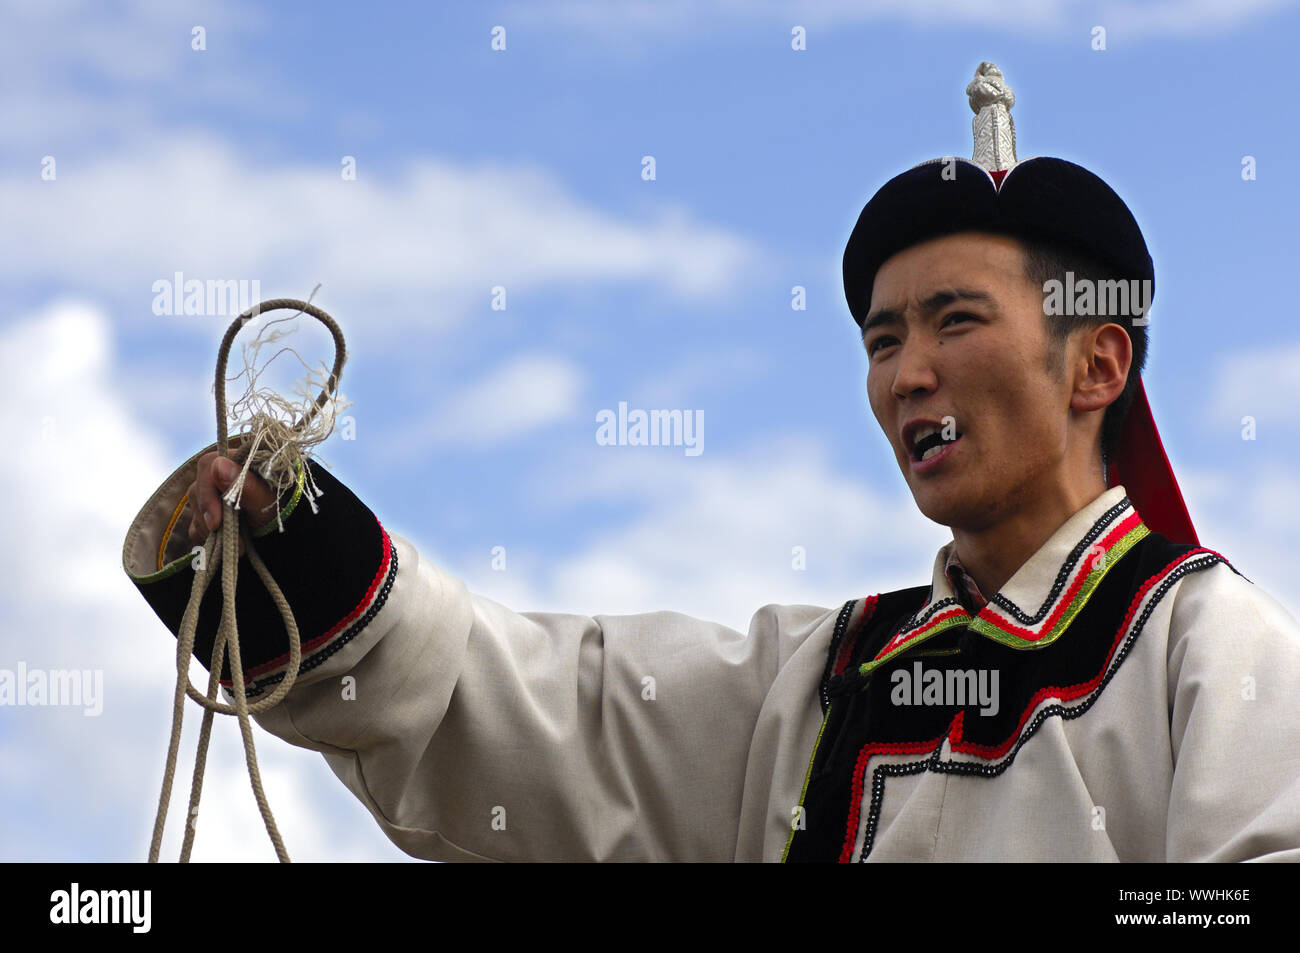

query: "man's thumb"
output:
214 457 240 487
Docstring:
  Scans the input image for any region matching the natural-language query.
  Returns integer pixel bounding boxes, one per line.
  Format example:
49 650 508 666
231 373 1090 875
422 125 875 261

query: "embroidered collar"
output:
862 485 1149 674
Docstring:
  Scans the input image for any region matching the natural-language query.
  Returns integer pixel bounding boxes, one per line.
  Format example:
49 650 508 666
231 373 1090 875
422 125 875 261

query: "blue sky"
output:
2 0 1298 861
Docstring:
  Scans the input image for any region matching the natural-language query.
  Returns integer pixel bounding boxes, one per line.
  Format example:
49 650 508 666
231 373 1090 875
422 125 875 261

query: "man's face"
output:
863 231 1082 532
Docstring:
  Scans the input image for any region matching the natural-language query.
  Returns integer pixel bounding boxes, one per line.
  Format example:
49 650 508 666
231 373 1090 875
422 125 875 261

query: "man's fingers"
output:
209 453 278 530
190 453 235 541
182 452 272 555
184 450 279 549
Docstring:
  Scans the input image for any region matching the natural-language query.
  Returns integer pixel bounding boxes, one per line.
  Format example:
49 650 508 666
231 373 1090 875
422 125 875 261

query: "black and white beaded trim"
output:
987 498 1135 625
851 550 1221 862
820 598 862 715
233 539 400 699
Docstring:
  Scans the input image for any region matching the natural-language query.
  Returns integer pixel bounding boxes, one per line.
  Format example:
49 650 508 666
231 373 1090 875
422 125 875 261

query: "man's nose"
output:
890 334 940 400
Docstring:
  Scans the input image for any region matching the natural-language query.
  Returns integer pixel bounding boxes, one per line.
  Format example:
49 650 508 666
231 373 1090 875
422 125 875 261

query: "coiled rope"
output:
149 298 346 863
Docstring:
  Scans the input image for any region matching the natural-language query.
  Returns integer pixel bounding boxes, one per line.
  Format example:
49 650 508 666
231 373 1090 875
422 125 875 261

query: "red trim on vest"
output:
978 511 1143 643
839 736 945 863
836 546 1217 862
834 595 878 676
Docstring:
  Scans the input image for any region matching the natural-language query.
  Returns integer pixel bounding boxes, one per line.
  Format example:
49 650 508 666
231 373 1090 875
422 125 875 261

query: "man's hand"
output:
186 452 281 555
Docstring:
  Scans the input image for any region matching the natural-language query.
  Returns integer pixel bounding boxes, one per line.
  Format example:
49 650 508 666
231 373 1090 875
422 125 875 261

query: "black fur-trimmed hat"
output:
843 62 1197 546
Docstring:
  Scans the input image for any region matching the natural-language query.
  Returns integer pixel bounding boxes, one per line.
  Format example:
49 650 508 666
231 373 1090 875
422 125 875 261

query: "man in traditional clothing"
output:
123 63 1300 862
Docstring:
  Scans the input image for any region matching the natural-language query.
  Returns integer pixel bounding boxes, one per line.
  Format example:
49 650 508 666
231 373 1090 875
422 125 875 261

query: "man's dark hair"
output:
1015 235 1149 468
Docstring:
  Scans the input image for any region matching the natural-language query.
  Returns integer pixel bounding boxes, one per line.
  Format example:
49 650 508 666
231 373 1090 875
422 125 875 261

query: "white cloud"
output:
1178 462 1300 622
505 0 1298 38
443 435 949 628
1206 337 1300 435
386 352 585 454
0 0 261 85
1 136 757 340
1091 0 1299 37
632 347 770 407
0 0 275 150
145 727 420 863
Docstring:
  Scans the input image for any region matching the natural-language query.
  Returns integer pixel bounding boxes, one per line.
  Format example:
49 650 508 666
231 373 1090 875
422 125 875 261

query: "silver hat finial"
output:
966 61 1017 172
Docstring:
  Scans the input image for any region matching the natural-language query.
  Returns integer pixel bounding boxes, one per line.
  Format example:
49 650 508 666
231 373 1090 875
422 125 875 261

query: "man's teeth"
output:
913 429 961 462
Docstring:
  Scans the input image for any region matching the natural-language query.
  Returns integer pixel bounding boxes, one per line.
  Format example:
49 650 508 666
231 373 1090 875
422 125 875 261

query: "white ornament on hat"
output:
967 61 1017 172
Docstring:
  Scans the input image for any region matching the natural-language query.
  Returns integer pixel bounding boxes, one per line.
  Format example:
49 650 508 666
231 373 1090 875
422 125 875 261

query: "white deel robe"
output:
122 445 1300 861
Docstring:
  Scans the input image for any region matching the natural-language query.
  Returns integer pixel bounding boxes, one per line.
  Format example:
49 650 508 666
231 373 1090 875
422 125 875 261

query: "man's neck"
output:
951 475 1109 601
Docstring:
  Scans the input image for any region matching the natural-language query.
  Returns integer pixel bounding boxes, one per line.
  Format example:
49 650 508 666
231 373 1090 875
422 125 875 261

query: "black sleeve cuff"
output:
122 446 398 696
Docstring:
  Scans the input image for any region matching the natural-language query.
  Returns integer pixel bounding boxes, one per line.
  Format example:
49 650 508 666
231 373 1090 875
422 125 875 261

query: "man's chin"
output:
909 487 979 531
917 503 962 529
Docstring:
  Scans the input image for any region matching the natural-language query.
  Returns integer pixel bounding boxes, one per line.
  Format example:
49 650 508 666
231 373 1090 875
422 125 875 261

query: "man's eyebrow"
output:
861 288 997 339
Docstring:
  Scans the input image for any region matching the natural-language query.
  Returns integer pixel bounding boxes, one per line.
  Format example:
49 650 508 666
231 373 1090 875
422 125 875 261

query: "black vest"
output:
783 529 1227 862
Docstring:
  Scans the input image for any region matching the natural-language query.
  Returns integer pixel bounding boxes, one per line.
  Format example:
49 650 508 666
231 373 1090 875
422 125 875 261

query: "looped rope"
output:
149 298 347 863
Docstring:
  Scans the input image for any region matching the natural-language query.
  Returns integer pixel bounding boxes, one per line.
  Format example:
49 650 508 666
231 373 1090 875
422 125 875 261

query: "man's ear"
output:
1070 323 1131 414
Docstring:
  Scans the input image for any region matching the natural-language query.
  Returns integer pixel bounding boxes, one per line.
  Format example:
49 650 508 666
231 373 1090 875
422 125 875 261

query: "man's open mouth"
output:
909 426 963 462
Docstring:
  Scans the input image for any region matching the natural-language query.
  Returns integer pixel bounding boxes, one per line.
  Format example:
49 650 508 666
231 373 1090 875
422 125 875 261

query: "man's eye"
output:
943 312 977 326
867 336 897 356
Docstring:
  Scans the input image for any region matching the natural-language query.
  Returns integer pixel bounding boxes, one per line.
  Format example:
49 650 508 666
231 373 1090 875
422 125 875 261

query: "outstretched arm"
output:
123 444 824 861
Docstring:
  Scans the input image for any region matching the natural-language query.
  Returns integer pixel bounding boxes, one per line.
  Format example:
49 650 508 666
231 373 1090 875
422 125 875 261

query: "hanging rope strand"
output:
149 298 347 863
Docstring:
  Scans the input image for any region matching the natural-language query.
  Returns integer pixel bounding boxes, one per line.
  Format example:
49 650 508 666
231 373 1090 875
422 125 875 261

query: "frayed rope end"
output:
220 314 353 528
